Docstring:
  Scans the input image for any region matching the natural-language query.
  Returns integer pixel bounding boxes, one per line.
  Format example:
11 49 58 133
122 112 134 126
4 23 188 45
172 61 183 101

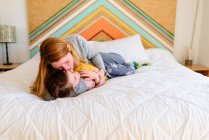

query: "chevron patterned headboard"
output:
28 0 176 56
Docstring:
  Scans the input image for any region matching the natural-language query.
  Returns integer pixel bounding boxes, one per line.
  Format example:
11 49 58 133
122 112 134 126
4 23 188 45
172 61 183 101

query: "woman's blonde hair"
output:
31 37 82 98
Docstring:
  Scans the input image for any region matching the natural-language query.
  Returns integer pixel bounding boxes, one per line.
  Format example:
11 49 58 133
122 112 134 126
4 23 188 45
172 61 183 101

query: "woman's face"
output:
51 53 74 72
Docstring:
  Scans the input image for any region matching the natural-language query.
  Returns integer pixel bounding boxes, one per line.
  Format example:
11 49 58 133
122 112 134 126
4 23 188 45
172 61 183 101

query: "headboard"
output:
28 0 176 56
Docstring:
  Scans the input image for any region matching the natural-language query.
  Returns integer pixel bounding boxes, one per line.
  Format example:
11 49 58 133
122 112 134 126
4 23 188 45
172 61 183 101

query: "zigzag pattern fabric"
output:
28 0 176 56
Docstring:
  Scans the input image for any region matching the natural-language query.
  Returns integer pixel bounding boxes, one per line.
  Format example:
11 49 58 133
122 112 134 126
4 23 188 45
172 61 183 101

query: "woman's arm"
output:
64 34 105 69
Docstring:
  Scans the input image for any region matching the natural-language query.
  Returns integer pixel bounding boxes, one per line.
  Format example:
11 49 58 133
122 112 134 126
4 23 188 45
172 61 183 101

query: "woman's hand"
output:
95 68 105 87
79 70 99 84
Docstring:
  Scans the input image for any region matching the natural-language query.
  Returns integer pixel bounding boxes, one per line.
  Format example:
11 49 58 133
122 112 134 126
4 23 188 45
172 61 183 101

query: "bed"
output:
1 35 209 140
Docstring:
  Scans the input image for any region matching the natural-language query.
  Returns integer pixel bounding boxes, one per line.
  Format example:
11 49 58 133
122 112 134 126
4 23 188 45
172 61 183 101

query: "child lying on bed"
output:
46 63 100 99
46 53 135 100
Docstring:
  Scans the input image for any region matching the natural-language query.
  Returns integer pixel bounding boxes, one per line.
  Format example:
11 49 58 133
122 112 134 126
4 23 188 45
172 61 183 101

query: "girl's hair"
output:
30 37 82 98
46 70 78 99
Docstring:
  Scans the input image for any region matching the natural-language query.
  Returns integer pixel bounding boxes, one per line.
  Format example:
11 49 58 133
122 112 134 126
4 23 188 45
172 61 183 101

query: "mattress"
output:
0 48 209 140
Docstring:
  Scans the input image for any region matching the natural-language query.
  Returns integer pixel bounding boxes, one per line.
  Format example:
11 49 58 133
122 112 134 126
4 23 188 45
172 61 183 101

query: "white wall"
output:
196 0 209 67
174 0 199 64
0 0 29 64
174 0 209 67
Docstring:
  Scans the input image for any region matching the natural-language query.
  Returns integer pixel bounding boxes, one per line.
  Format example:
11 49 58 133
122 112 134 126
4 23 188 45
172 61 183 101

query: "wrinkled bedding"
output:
0 49 209 140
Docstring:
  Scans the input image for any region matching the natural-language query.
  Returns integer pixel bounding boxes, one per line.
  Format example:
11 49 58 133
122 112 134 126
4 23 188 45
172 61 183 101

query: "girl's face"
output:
66 71 80 88
51 52 74 72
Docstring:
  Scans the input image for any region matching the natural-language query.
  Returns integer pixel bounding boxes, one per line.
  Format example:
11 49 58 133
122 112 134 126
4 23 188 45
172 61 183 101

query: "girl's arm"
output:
79 70 100 84
73 78 95 93
96 68 105 87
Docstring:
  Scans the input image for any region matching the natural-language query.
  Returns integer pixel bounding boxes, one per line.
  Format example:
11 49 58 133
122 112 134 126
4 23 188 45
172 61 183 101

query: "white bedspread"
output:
0 49 209 140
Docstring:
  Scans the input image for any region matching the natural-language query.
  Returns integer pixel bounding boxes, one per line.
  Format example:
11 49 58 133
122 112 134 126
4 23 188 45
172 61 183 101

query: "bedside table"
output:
185 65 209 76
0 63 21 74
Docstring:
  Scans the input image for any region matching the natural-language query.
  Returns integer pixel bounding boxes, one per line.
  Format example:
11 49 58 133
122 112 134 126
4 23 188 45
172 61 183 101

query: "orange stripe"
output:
80 18 127 40
89 30 114 40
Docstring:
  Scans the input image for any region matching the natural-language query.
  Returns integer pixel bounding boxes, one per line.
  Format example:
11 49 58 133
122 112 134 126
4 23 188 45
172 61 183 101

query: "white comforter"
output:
0 49 209 140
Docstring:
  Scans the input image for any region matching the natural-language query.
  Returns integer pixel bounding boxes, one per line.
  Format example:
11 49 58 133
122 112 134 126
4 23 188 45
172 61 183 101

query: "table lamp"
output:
0 25 16 65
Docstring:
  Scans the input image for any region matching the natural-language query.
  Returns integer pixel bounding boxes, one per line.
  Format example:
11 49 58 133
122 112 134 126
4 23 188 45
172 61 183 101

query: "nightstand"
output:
185 65 209 76
0 63 20 74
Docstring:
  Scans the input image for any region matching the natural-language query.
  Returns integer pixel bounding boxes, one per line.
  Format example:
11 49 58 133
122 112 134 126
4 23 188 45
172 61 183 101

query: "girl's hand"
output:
95 69 105 87
79 70 99 84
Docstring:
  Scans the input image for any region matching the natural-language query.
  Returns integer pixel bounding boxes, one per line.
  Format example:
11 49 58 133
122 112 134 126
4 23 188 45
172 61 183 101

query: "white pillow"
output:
88 34 149 63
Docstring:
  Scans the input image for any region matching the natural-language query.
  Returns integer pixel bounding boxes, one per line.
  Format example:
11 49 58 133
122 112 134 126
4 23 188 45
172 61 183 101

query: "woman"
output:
31 34 106 99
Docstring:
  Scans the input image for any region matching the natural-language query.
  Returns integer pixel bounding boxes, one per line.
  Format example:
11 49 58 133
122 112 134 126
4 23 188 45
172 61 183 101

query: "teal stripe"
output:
31 46 40 57
124 0 174 40
29 0 79 39
52 1 101 37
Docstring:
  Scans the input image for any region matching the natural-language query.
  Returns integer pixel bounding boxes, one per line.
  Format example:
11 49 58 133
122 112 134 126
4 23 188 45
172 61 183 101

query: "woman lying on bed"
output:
31 34 106 100
31 34 135 100
45 53 135 100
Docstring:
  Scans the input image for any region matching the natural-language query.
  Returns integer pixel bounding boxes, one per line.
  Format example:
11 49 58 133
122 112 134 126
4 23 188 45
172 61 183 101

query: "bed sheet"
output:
0 49 209 140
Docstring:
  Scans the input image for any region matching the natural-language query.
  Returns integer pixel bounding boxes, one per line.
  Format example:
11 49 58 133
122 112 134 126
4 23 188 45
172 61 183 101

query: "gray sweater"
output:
64 34 105 69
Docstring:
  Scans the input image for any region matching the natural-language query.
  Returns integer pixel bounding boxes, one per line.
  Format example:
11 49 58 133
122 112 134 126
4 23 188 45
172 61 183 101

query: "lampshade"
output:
0 25 16 43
